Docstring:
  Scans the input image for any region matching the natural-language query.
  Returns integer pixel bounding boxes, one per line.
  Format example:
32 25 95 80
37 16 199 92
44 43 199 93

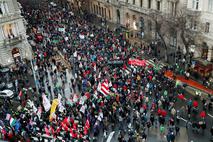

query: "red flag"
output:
56 127 61 134
61 122 69 132
1 128 6 135
85 92 90 99
18 91 23 98
85 119 90 129
45 126 50 136
62 117 70 126
50 126 55 135
123 64 127 70
84 128 88 135
73 123 77 130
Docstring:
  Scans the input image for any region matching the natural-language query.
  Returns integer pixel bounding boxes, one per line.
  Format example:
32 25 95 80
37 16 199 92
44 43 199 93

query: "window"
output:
205 22 210 33
104 8 106 18
126 0 128 3
108 9 111 19
148 20 152 31
3 24 16 39
192 0 199 10
0 7 2 17
101 7 104 16
132 15 137 30
93 5 95 13
96 5 98 14
99 6 101 15
133 0 135 5
3 2 8 13
209 0 213 11
191 20 197 30
140 0 143 7
171 2 176 16
148 0 152 9
157 1 161 11
126 13 130 28
0 1 9 15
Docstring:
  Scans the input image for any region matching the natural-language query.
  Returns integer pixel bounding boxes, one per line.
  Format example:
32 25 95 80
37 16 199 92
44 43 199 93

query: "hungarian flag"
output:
9 117 16 127
98 79 110 97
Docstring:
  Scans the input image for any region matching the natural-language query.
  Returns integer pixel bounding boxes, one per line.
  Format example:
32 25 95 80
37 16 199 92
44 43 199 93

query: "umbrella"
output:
193 101 199 107
200 111 206 118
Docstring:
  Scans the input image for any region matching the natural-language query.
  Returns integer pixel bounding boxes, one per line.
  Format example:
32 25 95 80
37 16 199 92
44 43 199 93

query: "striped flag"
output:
98 79 110 97
9 117 16 127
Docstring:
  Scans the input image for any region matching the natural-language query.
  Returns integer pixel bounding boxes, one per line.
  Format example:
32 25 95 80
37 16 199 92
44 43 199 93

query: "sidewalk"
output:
165 70 213 95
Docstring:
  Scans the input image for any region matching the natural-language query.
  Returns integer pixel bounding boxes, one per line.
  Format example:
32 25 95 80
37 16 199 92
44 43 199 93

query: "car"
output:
0 90 14 99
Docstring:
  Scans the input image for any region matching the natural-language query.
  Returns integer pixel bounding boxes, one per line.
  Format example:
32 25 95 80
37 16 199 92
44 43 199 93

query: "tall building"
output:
187 0 213 61
0 0 32 67
89 0 213 62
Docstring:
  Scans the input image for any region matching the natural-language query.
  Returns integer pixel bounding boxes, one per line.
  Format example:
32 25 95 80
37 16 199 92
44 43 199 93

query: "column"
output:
207 47 213 61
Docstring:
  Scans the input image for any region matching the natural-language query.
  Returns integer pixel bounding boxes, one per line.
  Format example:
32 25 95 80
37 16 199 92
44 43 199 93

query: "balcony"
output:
186 9 201 17
4 35 23 47
121 2 149 14
0 13 22 24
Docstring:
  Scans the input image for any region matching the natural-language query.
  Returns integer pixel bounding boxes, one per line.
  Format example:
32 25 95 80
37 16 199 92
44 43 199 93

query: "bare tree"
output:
149 8 204 63
150 11 173 62
175 9 203 55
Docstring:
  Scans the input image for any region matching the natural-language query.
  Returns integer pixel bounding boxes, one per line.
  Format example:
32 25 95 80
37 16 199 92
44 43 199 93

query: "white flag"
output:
58 94 65 112
42 94 51 112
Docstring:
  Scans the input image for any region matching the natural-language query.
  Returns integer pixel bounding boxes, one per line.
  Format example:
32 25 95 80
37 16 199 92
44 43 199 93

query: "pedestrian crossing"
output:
146 58 167 70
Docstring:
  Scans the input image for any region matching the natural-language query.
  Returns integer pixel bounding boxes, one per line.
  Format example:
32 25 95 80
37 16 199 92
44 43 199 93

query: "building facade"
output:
88 0 213 62
187 0 213 61
0 0 32 67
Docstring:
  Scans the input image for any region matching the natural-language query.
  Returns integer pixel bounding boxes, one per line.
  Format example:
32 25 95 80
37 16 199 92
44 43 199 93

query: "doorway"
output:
11 48 21 64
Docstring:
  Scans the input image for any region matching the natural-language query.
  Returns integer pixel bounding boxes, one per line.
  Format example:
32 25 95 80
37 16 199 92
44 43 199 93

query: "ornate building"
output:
0 0 32 67
88 0 213 62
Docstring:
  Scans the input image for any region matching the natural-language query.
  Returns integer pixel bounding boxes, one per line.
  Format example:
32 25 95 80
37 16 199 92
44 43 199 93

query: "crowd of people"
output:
0 1 212 142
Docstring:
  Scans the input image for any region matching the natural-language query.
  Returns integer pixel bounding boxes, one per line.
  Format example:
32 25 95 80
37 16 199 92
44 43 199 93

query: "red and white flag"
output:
98 79 110 97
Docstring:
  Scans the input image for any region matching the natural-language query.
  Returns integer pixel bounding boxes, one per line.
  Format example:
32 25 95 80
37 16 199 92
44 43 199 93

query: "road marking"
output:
106 131 115 142
177 116 192 125
208 113 213 118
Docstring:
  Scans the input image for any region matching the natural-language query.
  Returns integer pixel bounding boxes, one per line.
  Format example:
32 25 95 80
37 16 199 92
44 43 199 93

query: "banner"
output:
42 94 51 112
49 99 59 121
128 58 146 67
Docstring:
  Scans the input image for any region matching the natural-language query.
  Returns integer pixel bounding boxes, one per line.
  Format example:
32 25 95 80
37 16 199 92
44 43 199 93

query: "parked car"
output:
0 90 14 99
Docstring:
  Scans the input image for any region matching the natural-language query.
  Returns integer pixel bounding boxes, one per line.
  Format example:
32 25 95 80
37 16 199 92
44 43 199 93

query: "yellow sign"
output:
49 99 59 121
